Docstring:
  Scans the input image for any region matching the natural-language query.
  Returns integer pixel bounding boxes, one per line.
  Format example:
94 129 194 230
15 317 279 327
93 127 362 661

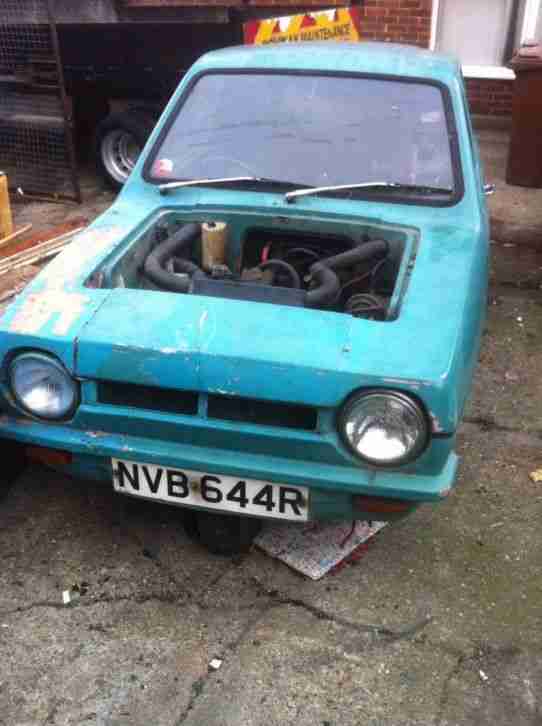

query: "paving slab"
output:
182 604 458 726
3 419 540 726
207 426 542 640
479 126 542 249
0 465 234 614
0 467 270 725
439 648 542 726
466 290 542 431
0 600 246 726
190 421 542 725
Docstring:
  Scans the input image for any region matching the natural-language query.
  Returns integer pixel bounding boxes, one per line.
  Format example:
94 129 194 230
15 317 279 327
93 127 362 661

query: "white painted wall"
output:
437 0 513 65
432 0 542 78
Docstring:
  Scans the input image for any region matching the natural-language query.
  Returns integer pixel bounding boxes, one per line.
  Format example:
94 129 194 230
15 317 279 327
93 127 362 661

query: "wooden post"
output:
0 173 13 240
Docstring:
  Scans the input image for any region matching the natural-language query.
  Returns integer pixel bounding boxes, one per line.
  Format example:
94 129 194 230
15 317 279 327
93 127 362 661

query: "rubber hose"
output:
144 222 201 292
284 247 321 262
305 262 340 308
171 258 203 276
258 259 301 289
166 257 199 274
321 239 389 271
304 240 389 308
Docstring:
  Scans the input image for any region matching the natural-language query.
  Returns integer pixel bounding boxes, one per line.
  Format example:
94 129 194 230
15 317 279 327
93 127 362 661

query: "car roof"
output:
192 42 461 85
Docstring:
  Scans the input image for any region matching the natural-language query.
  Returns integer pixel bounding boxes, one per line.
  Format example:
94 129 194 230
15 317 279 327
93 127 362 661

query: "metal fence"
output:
0 0 81 202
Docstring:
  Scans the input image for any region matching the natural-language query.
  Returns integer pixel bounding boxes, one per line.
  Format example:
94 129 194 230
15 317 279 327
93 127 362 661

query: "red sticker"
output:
153 158 174 177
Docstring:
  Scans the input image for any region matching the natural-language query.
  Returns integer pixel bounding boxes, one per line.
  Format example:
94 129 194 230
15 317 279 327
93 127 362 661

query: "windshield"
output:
147 72 459 200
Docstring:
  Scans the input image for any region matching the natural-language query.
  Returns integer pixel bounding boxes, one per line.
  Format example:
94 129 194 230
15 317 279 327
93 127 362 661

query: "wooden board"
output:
0 228 84 276
0 217 88 260
0 224 32 249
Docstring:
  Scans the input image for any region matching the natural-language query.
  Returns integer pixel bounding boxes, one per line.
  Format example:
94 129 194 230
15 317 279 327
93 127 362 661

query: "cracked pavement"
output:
0 243 542 725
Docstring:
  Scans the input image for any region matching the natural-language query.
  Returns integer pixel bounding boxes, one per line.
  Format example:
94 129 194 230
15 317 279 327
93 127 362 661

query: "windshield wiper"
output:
284 181 453 203
159 176 258 195
158 176 314 196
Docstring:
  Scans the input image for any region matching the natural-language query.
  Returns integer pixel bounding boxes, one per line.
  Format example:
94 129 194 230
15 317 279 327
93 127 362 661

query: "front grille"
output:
207 394 317 431
96 381 318 432
97 382 198 416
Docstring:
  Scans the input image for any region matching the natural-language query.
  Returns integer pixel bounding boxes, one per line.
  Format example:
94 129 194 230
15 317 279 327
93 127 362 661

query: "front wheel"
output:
194 511 263 556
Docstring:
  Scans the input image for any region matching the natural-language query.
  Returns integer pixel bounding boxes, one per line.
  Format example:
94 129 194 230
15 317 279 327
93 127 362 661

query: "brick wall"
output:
465 78 514 117
358 0 432 48
358 0 514 117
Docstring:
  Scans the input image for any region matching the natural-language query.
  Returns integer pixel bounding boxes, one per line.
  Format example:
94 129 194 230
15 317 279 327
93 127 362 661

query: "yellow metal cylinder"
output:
201 221 228 270
0 172 13 240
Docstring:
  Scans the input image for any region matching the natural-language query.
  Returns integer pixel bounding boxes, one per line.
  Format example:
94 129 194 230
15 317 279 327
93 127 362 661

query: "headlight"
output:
9 352 78 420
340 390 428 466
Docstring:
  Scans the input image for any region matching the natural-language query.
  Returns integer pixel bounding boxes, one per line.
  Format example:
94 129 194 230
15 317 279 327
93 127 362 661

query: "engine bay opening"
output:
90 214 414 321
239 227 396 318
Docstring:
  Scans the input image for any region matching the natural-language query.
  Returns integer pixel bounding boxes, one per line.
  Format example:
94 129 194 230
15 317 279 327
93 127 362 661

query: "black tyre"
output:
94 110 156 189
195 511 263 556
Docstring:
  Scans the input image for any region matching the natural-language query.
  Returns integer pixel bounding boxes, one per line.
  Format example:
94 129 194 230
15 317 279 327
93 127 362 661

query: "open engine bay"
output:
89 213 415 321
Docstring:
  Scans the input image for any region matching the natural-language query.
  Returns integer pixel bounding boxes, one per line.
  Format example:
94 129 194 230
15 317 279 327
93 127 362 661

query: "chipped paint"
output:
430 412 446 434
86 430 108 438
198 307 217 351
382 377 421 388
37 225 125 288
7 226 126 337
199 310 208 331
9 291 90 336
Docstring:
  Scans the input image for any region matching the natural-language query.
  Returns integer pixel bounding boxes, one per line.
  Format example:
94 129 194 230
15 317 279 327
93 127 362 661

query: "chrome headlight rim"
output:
8 351 79 421
339 389 430 468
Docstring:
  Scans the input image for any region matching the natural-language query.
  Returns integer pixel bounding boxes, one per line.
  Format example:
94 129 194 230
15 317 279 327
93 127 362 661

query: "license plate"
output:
112 458 309 521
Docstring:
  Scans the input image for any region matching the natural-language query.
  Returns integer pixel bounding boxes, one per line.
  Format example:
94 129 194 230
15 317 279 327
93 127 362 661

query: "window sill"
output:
462 65 516 80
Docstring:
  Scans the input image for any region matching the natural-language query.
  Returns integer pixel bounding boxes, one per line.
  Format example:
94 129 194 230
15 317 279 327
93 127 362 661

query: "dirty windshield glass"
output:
148 73 457 197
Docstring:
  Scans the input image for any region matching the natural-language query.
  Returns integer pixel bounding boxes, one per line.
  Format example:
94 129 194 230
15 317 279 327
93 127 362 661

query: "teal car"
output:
0 43 489 551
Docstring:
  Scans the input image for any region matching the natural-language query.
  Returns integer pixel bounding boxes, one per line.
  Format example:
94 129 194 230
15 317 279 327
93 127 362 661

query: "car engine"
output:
142 221 395 320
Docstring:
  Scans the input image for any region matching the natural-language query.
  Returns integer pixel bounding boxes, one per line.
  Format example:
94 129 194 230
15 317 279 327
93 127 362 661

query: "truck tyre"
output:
195 511 263 556
94 110 156 189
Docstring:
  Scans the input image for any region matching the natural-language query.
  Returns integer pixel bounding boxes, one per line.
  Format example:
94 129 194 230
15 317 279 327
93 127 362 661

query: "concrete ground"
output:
2 138 542 726
477 120 542 249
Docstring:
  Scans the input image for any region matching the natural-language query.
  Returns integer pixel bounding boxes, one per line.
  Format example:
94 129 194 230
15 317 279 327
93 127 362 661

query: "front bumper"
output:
0 413 458 521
